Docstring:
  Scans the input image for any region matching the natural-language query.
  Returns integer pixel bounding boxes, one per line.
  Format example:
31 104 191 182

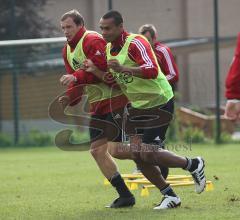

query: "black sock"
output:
183 157 199 172
160 184 177 197
109 172 133 198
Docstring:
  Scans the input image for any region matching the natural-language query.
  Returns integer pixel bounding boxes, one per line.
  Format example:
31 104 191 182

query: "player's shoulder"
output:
133 35 148 43
235 33 240 56
130 35 151 48
83 31 106 49
154 42 172 54
85 31 105 42
62 44 67 56
155 41 169 50
62 43 68 49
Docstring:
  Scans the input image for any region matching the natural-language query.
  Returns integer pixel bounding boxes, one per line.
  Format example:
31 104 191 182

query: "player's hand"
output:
83 59 98 73
60 74 77 86
224 101 240 122
58 95 70 109
108 59 124 72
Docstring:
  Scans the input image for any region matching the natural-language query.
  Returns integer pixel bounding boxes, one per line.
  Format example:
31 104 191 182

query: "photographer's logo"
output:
114 71 133 84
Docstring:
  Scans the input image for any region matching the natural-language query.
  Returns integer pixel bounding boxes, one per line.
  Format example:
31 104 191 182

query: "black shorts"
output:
89 98 174 145
89 108 124 143
138 99 174 145
126 98 174 145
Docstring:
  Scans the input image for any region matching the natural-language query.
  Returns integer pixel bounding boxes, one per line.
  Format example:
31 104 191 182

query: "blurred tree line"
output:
0 0 57 40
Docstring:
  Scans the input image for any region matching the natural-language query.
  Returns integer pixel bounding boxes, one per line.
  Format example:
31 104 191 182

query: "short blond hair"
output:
61 9 84 26
138 24 157 38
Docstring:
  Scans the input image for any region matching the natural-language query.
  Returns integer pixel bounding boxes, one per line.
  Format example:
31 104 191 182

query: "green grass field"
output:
0 143 240 220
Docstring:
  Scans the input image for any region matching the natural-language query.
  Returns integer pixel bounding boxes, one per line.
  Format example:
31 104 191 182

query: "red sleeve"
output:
62 45 83 106
81 33 118 87
225 33 240 100
83 34 107 71
155 44 179 84
73 69 100 84
128 36 159 79
72 34 107 84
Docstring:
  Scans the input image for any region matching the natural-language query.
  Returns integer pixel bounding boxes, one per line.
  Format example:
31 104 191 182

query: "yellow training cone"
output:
130 182 139 190
141 187 149 197
104 178 110 185
206 181 214 191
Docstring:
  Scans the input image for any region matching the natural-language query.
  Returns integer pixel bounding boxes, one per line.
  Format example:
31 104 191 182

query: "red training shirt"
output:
62 27 128 114
225 33 240 100
153 41 179 85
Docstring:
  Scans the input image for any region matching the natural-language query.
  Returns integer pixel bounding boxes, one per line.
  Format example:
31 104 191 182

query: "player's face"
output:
99 18 123 42
143 31 154 46
61 17 81 41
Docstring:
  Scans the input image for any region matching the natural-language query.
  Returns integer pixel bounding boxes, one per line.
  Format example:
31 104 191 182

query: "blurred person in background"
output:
138 24 179 91
225 33 240 122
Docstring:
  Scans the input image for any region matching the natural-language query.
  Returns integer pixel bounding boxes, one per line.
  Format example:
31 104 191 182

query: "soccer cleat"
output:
190 157 206 193
105 196 135 208
154 195 181 210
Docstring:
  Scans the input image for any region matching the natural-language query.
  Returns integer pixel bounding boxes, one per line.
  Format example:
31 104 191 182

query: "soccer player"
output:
58 9 135 208
225 33 240 121
85 10 206 209
135 24 180 178
138 24 179 90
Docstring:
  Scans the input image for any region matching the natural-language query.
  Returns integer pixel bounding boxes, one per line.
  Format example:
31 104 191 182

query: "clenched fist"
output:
60 74 77 86
58 95 70 109
224 100 240 122
108 59 124 73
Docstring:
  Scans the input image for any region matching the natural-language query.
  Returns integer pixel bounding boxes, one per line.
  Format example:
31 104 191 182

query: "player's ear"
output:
119 23 123 29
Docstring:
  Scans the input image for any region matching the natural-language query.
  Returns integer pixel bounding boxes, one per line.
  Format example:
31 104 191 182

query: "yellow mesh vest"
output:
67 31 123 104
106 34 173 109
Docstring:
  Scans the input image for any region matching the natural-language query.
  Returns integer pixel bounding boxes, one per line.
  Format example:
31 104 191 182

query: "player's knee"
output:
108 143 133 160
140 151 155 163
109 148 123 159
90 138 107 159
108 145 118 158
90 146 107 159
